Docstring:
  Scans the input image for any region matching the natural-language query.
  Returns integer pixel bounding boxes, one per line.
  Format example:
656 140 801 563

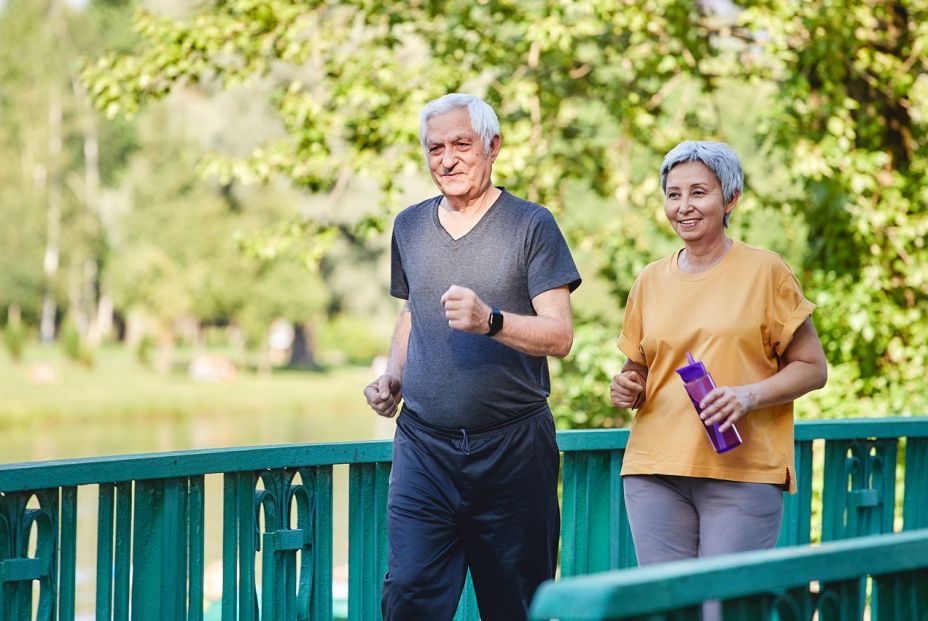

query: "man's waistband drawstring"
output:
459 428 471 456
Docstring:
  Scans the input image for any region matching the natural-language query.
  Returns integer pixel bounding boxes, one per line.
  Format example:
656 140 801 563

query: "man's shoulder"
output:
498 190 548 216
495 191 558 231
394 195 439 229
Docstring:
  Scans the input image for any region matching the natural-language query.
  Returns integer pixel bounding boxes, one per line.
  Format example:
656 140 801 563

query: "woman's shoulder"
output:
734 240 794 269
638 252 678 279
732 241 800 283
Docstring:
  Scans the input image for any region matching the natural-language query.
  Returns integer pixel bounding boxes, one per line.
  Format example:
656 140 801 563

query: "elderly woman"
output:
611 141 828 567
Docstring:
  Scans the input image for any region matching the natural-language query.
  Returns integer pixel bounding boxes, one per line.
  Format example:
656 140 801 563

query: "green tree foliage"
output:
82 0 928 423
0 0 138 330
0 0 75 323
105 103 330 352
736 1 928 417
84 0 722 211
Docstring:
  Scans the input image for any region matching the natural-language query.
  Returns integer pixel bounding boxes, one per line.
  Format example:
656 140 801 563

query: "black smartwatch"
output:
487 308 504 337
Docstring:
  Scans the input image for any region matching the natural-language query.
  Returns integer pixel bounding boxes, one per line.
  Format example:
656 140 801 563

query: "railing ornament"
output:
0 491 57 620
824 438 897 542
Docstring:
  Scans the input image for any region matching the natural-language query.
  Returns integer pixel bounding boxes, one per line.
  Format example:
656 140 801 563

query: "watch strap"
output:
487 307 503 337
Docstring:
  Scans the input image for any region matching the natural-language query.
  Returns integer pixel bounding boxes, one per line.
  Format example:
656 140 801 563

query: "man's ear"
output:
489 135 501 162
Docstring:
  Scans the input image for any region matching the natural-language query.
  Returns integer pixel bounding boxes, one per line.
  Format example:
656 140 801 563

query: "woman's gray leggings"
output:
623 474 784 564
623 475 784 620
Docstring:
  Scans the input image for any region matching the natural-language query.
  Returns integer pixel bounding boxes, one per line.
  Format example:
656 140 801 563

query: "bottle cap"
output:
675 352 706 382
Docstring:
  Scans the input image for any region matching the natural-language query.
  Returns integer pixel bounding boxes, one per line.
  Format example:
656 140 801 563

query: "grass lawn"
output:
0 343 376 423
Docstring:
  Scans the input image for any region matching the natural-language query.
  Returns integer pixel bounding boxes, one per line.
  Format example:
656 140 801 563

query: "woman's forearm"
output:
738 359 827 412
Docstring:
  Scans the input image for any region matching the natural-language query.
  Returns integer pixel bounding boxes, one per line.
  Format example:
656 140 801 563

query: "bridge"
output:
1 417 926 620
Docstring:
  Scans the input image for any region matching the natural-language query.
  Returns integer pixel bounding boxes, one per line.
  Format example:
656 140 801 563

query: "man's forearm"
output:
385 303 412 378
492 312 573 358
490 286 573 358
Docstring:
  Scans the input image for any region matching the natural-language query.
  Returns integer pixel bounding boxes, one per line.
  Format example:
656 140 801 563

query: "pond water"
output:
4 401 395 619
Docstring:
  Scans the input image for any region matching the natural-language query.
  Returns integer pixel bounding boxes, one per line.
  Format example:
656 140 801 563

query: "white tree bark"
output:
40 89 62 343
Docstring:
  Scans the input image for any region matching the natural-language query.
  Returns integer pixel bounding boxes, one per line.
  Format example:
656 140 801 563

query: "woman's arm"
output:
611 358 649 410
700 318 828 431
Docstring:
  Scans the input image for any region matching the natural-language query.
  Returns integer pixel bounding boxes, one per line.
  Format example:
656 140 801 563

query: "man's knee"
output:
382 571 461 621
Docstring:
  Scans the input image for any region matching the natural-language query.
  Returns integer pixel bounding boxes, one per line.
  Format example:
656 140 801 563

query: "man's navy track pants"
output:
381 406 560 621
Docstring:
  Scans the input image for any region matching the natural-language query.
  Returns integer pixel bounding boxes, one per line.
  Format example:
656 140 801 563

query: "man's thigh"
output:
462 413 560 621
693 478 784 557
382 420 467 621
623 474 700 565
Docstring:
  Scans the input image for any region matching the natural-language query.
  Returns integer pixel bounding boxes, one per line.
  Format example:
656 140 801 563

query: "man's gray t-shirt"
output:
390 189 581 429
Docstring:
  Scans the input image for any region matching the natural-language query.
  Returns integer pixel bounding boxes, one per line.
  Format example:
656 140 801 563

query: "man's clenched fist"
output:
440 285 491 334
364 373 403 418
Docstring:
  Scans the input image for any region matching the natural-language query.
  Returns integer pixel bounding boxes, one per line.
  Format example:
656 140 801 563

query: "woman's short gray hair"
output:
419 94 500 156
660 141 743 227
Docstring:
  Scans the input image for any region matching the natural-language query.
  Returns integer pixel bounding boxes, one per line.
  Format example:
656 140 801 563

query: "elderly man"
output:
363 93 581 621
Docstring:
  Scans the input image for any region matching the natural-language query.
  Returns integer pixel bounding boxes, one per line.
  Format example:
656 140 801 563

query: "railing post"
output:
904 438 928 531
237 472 259 621
451 571 479 621
130 478 190 621
778 440 813 547
822 439 897 542
96 484 115 619
221 473 240 621
296 466 333 621
130 480 162 620
561 449 634 576
114 481 132 620
821 437 899 619
58 486 77 621
873 568 928 619
348 461 390 621
188 476 205 621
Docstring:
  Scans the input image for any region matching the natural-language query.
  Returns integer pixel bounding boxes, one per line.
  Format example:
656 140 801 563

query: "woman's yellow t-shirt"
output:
617 240 815 493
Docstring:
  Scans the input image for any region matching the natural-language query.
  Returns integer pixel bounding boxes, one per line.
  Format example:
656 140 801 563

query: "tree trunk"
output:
89 292 115 346
40 88 62 343
156 330 175 375
287 322 318 369
55 0 105 343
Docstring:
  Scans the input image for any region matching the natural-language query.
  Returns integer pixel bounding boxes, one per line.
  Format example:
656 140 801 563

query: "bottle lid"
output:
675 352 706 382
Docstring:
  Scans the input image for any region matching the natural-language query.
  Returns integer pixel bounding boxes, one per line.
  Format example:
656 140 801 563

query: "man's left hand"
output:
699 386 754 432
440 285 491 334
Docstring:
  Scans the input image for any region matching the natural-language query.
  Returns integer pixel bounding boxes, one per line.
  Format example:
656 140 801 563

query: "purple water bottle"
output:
675 352 742 454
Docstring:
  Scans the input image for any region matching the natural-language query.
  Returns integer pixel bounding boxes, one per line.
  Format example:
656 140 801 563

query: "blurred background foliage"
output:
1 0 926 430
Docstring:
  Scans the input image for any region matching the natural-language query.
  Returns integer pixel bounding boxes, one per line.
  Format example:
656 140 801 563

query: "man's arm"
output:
439 285 573 358
363 302 411 417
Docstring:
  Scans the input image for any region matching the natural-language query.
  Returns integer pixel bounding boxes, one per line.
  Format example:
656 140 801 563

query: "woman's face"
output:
663 161 737 246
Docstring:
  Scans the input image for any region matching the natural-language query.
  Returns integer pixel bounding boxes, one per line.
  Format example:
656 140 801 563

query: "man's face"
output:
425 108 499 200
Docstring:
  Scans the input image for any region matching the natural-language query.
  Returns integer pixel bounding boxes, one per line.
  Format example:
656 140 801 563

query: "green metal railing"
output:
529 528 928 620
1 417 927 620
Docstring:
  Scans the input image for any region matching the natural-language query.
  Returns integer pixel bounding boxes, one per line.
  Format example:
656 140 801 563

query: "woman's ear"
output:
725 190 741 215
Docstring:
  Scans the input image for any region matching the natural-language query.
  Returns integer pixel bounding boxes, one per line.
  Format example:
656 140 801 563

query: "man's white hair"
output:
419 93 500 156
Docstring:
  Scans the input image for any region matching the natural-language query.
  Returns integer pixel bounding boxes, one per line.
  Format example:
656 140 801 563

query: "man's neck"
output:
442 184 501 215
437 185 502 240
